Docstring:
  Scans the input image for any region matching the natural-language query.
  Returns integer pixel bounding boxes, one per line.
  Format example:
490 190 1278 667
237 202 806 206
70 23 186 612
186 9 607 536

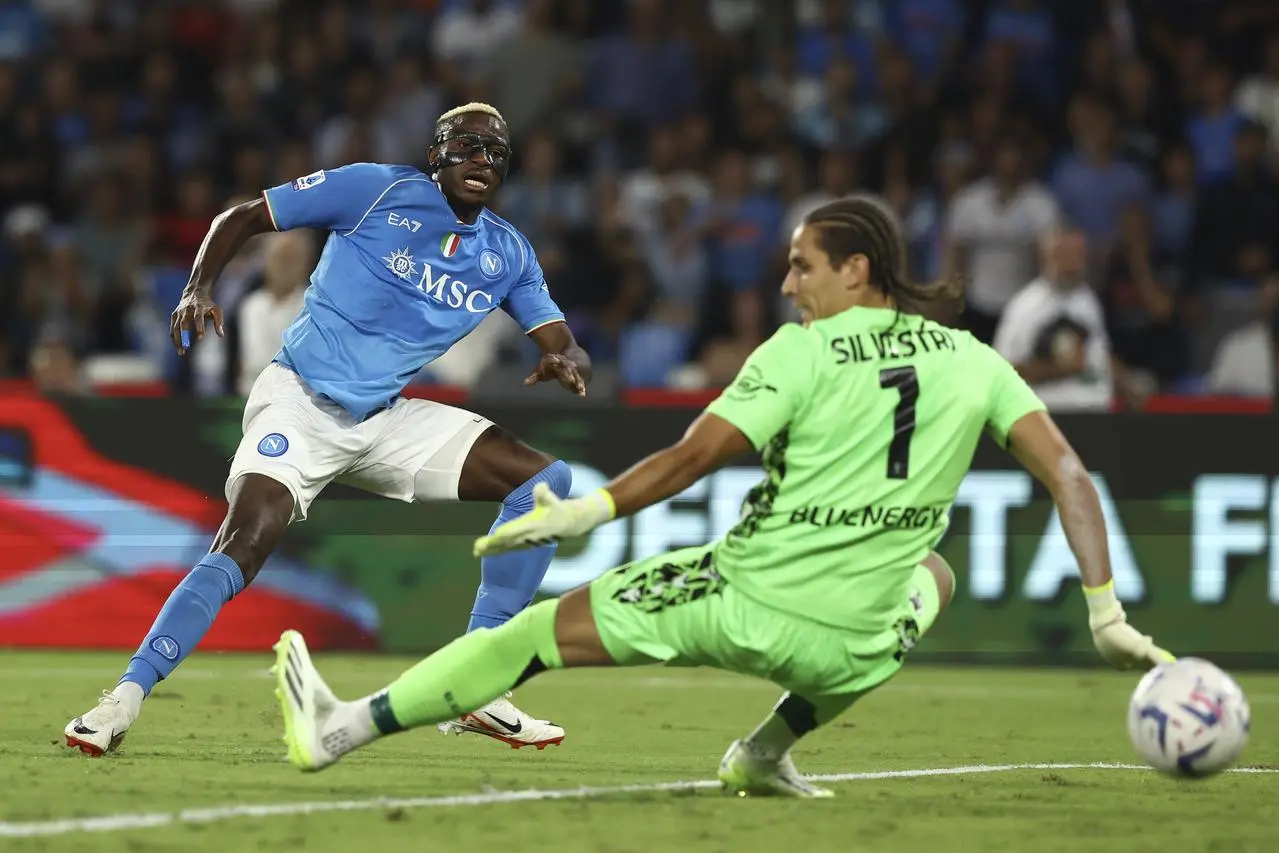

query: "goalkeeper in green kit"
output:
273 197 1174 796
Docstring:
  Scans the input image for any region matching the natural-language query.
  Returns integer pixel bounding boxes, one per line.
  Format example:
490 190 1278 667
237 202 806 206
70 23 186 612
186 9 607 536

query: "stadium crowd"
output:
1 0 1277 407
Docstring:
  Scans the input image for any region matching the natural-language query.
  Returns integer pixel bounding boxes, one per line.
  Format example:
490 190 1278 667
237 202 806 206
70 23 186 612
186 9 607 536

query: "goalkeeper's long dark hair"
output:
803 195 965 324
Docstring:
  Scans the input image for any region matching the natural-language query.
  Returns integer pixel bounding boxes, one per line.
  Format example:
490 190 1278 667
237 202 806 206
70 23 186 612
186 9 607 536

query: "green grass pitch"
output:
2 651 1275 852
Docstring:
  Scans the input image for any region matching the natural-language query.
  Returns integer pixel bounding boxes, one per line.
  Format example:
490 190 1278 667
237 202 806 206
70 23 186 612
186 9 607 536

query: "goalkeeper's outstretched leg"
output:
275 548 954 796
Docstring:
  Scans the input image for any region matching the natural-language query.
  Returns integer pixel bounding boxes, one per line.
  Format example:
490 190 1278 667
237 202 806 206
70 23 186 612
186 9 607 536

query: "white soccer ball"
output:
1127 657 1251 778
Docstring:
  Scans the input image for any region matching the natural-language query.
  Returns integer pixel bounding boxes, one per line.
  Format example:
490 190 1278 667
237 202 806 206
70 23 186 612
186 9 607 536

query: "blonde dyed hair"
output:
435 102 506 128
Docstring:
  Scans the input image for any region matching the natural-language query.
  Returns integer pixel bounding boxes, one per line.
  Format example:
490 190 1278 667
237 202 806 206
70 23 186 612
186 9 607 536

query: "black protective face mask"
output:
433 131 511 180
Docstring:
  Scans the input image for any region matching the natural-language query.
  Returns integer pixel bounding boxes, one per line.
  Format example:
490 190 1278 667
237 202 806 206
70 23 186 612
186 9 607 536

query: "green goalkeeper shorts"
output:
588 544 940 698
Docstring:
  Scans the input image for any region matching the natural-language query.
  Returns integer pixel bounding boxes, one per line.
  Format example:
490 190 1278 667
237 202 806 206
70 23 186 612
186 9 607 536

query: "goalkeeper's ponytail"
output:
803 195 965 318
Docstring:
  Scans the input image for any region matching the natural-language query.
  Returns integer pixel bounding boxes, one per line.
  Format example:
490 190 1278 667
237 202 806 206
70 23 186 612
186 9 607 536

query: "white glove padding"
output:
1085 581 1176 670
473 484 615 557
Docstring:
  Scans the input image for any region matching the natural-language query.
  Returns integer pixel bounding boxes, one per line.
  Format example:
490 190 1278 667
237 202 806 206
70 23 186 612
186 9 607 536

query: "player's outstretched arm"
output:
1006 411 1174 669
476 324 803 557
170 198 275 355
1005 412 1110 589
603 412 751 517
526 321 592 396
473 413 751 557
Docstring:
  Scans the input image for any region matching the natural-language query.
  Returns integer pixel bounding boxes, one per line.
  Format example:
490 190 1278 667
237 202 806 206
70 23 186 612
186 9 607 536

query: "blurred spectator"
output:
1189 121 1279 289
480 0 583 141
1236 31 1279 150
371 53 442 166
3 204 82 368
431 0 522 81
314 62 401 168
362 0 429 68
993 229 1114 412
946 137 1060 343
0 0 1277 402
981 0 1057 104
236 231 309 396
884 0 965 88
1100 204 1187 387
1207 274 1278 398
587 0 699 135
1149 142 1197 267
0 0 50 61
1115 57 1166 171
619 125 712 235
897 142 974 284
792 55 886 152
760 44 802 112
794 0 877 96
74 172 145 344
28 329 85 394
210 64 273 173
1052 95 1149 254
154 171 218 269
1185 64 1247 186
699 149 782 300
783 150 856 240
497 128 590 249
637 192 708 328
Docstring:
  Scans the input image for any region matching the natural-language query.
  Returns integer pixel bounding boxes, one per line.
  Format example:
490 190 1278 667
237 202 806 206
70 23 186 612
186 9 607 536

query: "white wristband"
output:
1083 580 1123 626
583 489 616 525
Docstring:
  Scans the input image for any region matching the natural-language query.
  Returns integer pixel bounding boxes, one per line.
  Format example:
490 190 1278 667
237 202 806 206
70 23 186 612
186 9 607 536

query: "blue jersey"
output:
260 163 565 421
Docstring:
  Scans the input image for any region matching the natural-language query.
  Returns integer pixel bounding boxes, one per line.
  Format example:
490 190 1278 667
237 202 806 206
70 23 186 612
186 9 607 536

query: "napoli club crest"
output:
479 249 505 279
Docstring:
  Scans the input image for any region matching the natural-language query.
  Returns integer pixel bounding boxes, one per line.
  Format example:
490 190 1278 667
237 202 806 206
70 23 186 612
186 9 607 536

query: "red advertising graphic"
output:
0 393 378 650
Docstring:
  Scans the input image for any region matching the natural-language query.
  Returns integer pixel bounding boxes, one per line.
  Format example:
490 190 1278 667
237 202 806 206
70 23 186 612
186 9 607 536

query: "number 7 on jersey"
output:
878 366 918 480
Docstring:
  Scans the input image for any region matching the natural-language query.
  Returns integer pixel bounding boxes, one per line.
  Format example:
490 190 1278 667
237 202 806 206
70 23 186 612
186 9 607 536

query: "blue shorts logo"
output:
151 636 180 661
258 433 289 457
478 249 505 279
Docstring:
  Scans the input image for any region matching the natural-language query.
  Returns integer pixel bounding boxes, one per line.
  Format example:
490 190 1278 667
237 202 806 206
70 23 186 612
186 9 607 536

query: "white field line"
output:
3 762 1275 838
5 666 1279 703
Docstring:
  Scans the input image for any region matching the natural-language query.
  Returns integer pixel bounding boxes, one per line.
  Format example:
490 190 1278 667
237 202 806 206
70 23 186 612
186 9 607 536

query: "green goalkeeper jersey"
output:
705 306 1045 632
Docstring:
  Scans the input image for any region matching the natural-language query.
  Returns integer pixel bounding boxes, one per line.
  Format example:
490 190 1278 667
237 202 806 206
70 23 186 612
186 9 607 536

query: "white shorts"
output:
226 363 494 522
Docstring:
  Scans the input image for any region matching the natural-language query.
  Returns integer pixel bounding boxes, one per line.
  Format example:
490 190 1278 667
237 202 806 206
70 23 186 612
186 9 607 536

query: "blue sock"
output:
467 460 572 632
120 552 246 695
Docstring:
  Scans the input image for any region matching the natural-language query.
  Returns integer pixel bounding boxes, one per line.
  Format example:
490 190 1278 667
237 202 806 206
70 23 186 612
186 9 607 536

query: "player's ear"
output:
842 253 867 287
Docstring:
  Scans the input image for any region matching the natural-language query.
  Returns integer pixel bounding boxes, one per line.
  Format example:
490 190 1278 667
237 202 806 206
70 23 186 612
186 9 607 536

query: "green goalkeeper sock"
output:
368 598 563 734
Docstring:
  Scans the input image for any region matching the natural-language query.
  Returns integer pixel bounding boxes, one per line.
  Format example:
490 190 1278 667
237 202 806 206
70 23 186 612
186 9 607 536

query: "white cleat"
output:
718 740 835 798
438 694 565 750
64 691 132 757
273 629 342 772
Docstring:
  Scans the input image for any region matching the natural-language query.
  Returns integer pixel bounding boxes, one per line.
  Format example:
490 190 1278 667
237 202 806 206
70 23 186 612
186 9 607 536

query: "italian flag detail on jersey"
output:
441 233 461 257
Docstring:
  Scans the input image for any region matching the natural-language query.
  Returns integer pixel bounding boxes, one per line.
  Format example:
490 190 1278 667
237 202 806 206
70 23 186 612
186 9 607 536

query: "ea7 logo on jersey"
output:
291 170 326 191
388 212 422 232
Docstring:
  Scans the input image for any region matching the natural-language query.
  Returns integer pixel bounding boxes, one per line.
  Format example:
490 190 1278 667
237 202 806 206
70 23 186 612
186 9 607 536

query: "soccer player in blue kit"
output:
64 103 588 756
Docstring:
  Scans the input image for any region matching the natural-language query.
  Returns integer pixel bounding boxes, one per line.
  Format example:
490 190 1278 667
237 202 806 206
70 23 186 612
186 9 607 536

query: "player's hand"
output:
1091 617 1176 670
525 353 586 396
170 291 225 355
473 483 614 557
1085 581 1175 669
